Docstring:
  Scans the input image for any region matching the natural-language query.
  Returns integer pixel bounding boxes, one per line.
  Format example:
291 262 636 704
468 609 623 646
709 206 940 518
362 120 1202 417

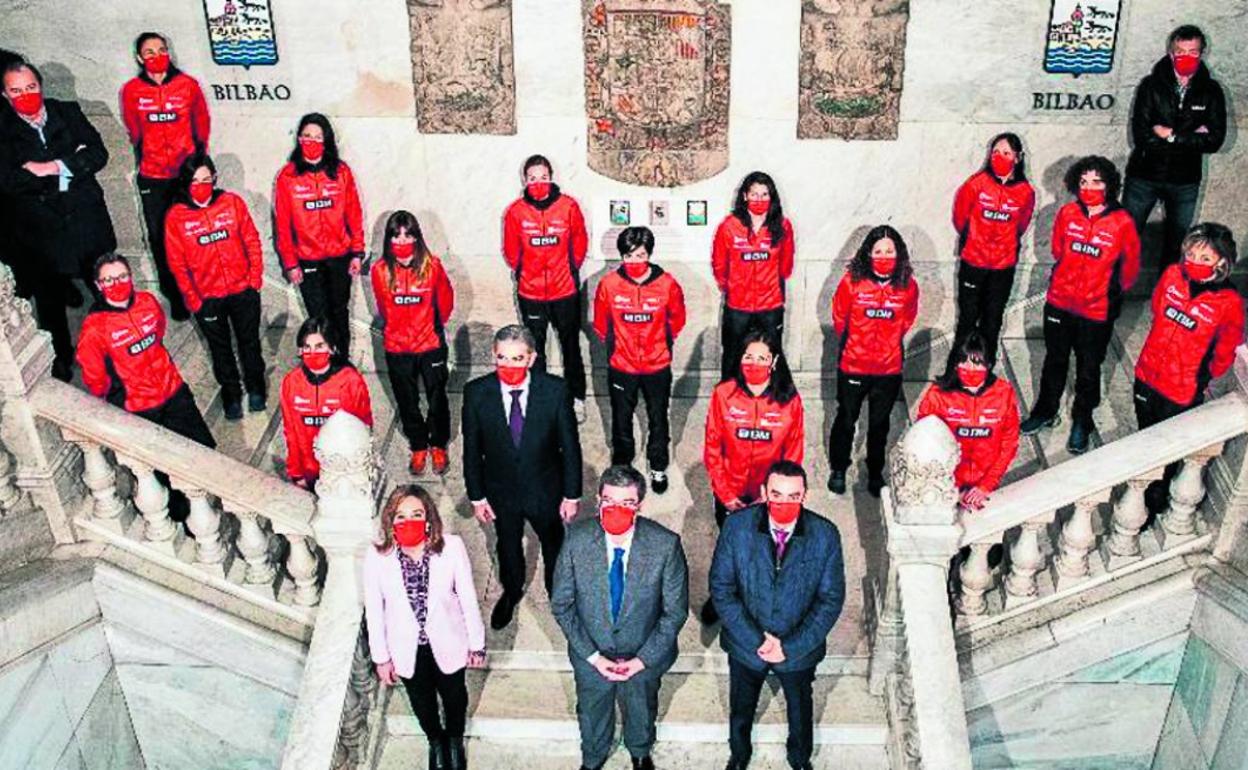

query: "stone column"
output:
1212 346 1248 572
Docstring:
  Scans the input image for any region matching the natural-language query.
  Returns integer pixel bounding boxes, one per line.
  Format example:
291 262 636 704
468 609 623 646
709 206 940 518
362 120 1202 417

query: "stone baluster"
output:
287 535 322 607
956 541 995 617
232 509 277 591
121 459 179 552
1106 473 1162 569
0 440 29 515
70 438 128 531
1161 446 1222 543
335 627 376 768
182 487 229 577
1004 515 1052 608
1055 491 1111 590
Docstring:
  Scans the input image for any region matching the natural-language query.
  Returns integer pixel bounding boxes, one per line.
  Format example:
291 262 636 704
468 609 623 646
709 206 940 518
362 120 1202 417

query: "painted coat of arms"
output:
1044 0 1121 76
407 0 516 134
584 0 731 188
202 0 278 68
797 0 910 141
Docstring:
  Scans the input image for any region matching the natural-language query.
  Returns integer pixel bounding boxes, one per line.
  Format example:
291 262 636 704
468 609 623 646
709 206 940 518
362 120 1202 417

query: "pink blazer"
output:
362 534 486 677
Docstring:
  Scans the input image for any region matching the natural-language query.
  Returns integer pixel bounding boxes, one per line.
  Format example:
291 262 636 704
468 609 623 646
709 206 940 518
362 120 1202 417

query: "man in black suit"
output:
0 61 116 381
463 324 583 630
552 465 688 770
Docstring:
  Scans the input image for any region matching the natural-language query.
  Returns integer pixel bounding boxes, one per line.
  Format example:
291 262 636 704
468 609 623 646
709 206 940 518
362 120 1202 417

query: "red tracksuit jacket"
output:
272 161 366 271
280 364 374 482
592 265 687 375
703 381 805 504
119 69 211 180
916 377 1020 492
164 191 264 313
502 188 588 302
952 171 1036 270
832 273 920 376
370 256 455 355
1047 202 1141 321
1135 264 1245 406
76 292 185 413
712 215 795 313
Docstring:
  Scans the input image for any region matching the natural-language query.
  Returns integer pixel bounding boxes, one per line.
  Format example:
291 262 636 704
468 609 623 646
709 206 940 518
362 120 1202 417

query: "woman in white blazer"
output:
364 484 486 770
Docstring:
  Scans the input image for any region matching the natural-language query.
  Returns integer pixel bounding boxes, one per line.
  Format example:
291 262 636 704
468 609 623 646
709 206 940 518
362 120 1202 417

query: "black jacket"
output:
1126 56 1227 185
461 370 582 517
0 98 116 276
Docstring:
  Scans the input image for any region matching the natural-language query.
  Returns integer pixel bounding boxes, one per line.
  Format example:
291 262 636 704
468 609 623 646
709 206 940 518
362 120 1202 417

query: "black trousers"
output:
714 494 758 530
135 384 216 521
195 289 265 404
1134 378 1199 509
33 271 74 362
828 371 902 480
728 657 815 769
607 366 672 472
572 664 663 768
1030 304 1113 429
298 255 354 353
387 347 450 451
138 176 187 317
952 262 1015 367
496 507 565 600
721 306 785 381
518 293 586 400
401 644 469 743
1123 177 1200 271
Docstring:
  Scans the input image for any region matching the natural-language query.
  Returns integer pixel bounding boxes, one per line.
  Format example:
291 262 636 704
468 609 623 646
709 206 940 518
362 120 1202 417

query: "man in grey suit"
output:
552 465 689 770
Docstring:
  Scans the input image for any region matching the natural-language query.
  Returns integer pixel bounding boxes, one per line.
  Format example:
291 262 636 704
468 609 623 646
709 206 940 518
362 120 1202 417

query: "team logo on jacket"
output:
146 112 180 123
197 229 229 246
529 235 560 247
736 427 773 441
304 198 333 211
203 0 279 68
741 251 770 262
128 333 158 355
982 209 1012 222
1164 306 1198 331
1071 240 1101 257
956 426 992 438
394 295 424 306
865 308 895 319
622 312 653 323
302 415 328 427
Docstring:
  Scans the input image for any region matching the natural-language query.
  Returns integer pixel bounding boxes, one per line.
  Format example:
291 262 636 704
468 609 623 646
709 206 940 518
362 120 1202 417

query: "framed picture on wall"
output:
649 200 670 226
687 200 708 226
610 200 631 226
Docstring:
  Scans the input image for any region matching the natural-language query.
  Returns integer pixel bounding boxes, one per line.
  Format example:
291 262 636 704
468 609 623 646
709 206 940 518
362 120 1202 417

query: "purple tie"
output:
508 389 524 447
774 529 789 562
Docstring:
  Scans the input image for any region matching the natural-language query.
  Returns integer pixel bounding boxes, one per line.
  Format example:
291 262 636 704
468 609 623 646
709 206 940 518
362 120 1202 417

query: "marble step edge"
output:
485 649 868 676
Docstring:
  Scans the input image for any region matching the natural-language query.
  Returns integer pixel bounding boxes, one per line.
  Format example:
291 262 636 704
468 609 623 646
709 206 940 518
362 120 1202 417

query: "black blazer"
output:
0 98 116 275
462 370 582 517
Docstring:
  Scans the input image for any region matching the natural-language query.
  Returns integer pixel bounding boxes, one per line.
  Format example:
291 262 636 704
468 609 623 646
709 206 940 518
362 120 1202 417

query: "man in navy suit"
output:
709 460 846 770
463 324 583 630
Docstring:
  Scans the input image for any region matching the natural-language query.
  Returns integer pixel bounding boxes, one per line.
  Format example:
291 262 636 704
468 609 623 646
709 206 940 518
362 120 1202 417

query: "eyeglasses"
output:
97 274 131 287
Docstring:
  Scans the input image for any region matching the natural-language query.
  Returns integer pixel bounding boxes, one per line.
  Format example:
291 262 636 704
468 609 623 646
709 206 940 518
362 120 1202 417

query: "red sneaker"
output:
409 449 428 475
430 447 449 476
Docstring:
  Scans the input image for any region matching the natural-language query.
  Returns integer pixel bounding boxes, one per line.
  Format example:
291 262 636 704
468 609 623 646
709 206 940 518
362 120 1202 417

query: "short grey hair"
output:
597 465 647 503
493 324 536 352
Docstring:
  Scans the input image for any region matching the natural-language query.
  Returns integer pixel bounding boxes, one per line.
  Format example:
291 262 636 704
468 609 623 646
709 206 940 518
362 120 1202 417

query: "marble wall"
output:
5 0 1248 371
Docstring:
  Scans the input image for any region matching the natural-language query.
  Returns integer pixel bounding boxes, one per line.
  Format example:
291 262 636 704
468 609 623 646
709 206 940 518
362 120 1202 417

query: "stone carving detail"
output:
406 0 517 134
798 0 910 140
583 0 731 186
314 411 377 505
888 416 960 513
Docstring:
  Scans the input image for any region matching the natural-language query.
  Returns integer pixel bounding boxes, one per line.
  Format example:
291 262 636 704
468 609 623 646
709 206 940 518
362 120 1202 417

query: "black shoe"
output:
632 756 655 770
63 281 84 309
248 393 267 413
427 737 449 770
490 596 517 630
578 766 603 770
447 738 466 770
649 470 669 495
828 469 847 495
1066 423 1090 454
724 758 749 770
700 598 719 625
51 357 73 383
223 400 244 421
867 475 885 498
1020 413 1060 436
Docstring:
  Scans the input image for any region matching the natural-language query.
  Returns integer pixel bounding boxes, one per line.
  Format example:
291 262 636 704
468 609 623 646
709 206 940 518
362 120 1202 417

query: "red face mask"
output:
600 504 637 536
623 262 650 280
768 500 801 526
990 153 1015 179
1184 259 1217 283
1078 188 1107 207
746 199 770 216
189 181 213 206
957 364 988 390
741 362 772 387
497 364 528 386
1173 54 1200 78
872 257 897 278
391 241 416 260
526 181 551 201
143 52 170 76
302 350 332 371
393 519 427 548
299 138 324 164
101 278 133 305
11 92 42 117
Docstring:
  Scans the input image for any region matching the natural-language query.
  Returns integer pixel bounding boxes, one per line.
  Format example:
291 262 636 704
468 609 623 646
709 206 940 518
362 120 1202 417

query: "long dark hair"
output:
980 132 1028 184
1064 155 1121 205
173 150 215 206
376 484 445 555
295 316 347 367
935 332 993 391
732 327 798 405
848 225 914 288
731 171 787 246
289 112 341 179
381 210 432 290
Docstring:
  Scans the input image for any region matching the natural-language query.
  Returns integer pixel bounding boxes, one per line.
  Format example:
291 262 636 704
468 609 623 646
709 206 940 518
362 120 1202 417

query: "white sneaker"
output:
649 470 669 494
573 398 587 424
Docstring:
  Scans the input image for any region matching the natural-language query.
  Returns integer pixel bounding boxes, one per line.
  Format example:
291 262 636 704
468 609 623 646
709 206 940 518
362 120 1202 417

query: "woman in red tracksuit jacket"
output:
1021 156 1140 455
951 132 1035 364
502 154 589 418
273 113 365 356
916 333 1019 511
712 171 795 380
701 328 804 624
164 151 265 421
370 210 455 477
828 225 920 498
592 226 687 494
120 32 211 321
280 317 373 489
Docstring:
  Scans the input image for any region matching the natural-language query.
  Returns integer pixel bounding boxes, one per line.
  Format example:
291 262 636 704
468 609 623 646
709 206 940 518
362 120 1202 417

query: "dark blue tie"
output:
508 389 524 447
609 547 625 623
